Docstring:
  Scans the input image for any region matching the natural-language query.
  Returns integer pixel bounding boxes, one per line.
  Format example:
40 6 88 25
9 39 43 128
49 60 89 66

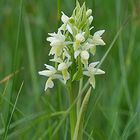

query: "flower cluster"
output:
39 2 105 91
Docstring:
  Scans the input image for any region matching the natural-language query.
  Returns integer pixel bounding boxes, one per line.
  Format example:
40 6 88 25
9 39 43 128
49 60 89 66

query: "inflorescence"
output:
39 2 105 91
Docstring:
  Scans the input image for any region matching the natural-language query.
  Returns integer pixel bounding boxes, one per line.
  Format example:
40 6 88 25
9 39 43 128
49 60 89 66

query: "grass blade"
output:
3 82 24 140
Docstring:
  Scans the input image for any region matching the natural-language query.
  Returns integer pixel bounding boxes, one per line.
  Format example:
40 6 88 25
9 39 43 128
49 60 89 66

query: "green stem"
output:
73 88 91 140
69 82 77 139
77 78 83 116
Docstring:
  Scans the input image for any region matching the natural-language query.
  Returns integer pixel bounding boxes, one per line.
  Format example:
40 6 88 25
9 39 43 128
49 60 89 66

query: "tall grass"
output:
0 0 140 140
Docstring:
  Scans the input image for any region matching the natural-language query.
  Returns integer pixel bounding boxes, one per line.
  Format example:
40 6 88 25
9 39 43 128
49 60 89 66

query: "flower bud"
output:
86 9 92 17
89 16 93 24
69 17 75 24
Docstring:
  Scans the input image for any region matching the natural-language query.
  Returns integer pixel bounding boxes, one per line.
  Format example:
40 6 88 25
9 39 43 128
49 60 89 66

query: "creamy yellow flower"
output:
83 62 105 88
47 31 66 57
38 64 62 91
74 32 85 51
92 30 106 46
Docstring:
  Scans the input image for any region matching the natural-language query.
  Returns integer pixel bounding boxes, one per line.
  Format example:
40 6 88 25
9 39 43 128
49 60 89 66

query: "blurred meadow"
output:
0 0 140 139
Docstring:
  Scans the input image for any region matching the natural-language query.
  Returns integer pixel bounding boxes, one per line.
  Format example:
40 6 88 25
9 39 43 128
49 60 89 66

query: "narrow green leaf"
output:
73 87 91 140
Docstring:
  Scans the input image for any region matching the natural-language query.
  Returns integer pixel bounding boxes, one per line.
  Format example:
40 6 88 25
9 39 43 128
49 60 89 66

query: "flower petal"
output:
90 26 94 31
94 38 106 46
63 48 71 60
50 57 63 63
67 25 73 34
38 70 54 77
83 71 90 76
90 46 96 56
81 50 89 60
94 30 105 37
47 37 54 42
89 61 100 68
53 74 63 79
49 47 55 55
58 62 67 71
44 64 55 71
94 68 105 75
61 12 69 23
62 69 70 83
74 50 80 59
89 16 93 24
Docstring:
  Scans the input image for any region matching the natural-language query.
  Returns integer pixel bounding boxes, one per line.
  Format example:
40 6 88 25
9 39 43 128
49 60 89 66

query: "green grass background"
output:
0 0 140 139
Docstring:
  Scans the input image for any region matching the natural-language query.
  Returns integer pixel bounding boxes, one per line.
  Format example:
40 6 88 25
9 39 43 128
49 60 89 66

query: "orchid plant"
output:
39 1 105 140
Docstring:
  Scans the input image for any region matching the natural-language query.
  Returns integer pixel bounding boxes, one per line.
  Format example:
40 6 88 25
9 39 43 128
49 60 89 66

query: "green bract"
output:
39 1 105 91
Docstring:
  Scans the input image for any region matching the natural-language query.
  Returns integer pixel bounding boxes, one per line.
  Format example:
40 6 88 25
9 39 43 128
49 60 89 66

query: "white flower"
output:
74 42 90 59
58 62 72 83
84 42 96 56
74 32 85 51
74 42 90 61
83 62 105 88
38 64 62 91
92 30 106 46
74 49 89 67
47 31 66 57
85 30 105 56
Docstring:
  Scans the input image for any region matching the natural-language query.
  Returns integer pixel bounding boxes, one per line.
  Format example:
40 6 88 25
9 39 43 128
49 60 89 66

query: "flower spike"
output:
39 1 105 91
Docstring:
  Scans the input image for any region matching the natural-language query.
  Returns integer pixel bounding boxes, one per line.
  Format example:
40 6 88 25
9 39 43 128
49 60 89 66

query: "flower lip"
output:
45 77 54 91
81 50 89 60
